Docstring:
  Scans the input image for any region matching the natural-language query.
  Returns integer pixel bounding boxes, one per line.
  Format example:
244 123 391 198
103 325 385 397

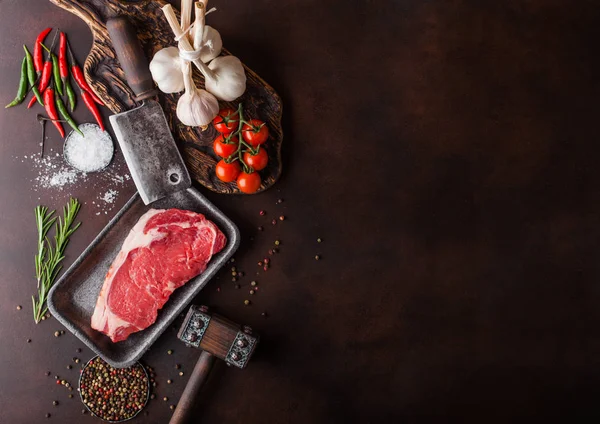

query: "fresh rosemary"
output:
33 198 81 323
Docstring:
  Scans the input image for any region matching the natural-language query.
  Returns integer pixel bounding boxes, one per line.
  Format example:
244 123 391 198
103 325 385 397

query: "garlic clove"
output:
149 47 185 94
204 55 247 101
198 25 222 63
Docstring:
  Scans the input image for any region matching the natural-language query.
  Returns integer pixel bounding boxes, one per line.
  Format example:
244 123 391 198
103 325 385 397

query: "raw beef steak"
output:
91 208 226 342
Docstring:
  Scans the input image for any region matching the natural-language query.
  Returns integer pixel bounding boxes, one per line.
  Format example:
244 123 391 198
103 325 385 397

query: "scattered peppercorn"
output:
175 364 181 369
271 219 277 225
230 258 235 263
27 339 32 343
179 371 184 376
163 397 168 402
244 300 251 306
232 271 237 276
150 394 155 400
268 249 274 255
317 238 322 243
167 350 173 355
238 271 244 277
249 290 255 295
275 240 281 246
54 375 59 379
251 281 257 286
67 365 72 369
259 210 265 216
60 330 64 335
277 198 283 204
264 258 270 264
279 215 285 221
263 265 269 272
167 379 172 384
17 305 22 310
170 405 176 410
232 277 237 282
258 261 263 266
46 413 51 418
54 331 60 337
45 371 51 376
231 266 236 272
53 401 59 406
258 226 263 231
315 255 321 260
216 287 221 292
261 312 268 318
76 348 82 353
68 394 73 399
82 409 87 414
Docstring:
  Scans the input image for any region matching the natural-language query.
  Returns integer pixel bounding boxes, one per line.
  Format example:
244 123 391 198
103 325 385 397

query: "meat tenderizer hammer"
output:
169 305 259 424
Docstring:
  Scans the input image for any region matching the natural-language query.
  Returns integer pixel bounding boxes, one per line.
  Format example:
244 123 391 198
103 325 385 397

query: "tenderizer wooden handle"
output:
168 351 216 424
106 16 157 101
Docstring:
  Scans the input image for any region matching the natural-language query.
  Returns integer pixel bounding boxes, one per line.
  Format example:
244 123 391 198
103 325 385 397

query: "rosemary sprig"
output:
32 198 81 323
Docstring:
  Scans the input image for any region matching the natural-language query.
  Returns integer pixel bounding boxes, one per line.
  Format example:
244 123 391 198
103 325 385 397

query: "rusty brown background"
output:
2 0 600 423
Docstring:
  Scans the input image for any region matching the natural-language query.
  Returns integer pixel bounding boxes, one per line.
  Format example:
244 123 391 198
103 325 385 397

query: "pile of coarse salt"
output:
20 145 131 215
64 123 114 172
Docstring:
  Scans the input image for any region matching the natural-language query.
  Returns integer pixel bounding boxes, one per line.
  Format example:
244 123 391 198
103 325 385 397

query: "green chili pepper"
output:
5 57 28 108
55 90 82 136
23 45 43 106
64 78 76 112
51 54 63 96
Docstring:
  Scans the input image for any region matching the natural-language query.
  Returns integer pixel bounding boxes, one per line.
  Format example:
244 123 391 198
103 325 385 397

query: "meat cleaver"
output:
107 16 191 205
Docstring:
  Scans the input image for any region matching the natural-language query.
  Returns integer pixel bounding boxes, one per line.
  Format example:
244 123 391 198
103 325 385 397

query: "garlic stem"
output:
180 0 193 42
193 1 206 51
162 4 217 79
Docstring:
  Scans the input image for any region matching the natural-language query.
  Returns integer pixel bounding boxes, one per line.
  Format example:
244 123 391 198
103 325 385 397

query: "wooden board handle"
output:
168 350 216 424
106 16 157 101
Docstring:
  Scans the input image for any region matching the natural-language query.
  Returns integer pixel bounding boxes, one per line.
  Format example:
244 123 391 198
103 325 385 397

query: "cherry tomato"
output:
213 108 239 134
237 171 261 194
243 148 268 171
213 135 239 158
215 160 241 182
242 119 269 147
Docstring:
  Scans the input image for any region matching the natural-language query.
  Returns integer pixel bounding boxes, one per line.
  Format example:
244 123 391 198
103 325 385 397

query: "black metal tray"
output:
48 188 240 368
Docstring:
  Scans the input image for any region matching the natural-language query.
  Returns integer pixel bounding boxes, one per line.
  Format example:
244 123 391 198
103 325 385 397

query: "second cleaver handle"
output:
168 350 216 424
106 16 158 101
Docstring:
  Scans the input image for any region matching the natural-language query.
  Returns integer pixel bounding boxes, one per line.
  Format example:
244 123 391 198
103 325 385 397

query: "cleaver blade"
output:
110 100 191 205
107 16 192 205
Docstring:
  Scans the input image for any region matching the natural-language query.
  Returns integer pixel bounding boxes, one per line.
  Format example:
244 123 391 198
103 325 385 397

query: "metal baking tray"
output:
48 188 240 368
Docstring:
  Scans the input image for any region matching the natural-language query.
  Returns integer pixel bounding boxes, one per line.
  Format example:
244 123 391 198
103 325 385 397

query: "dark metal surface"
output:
110 100 192 205
2 0 600 423
48 188 240 368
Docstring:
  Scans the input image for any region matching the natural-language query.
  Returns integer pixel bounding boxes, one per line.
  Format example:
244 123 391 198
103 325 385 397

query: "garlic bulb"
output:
162 3 247 101
192 2 222 63
195 25 222 63
149 47 184 93
176 62 218 127
197 55 246 101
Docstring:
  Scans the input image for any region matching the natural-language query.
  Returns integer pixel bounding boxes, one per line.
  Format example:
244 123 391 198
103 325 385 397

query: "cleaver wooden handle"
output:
168 350 216 424
106 16 158 101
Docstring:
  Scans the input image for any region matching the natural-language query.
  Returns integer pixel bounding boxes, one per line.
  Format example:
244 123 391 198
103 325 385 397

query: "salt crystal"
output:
63 124 114 172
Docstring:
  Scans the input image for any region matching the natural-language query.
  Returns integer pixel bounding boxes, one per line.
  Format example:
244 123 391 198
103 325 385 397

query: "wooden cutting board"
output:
49 0 283 195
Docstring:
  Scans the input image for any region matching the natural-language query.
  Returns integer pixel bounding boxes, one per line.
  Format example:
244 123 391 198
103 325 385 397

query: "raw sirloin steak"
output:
91 208 226 342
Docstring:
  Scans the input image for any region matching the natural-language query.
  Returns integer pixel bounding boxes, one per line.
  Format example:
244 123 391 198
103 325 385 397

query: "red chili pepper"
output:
81 90 104 131
43 87 65 137
59 32 68 79
33 27 52 75
71 65 104 106
27 61 52 109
